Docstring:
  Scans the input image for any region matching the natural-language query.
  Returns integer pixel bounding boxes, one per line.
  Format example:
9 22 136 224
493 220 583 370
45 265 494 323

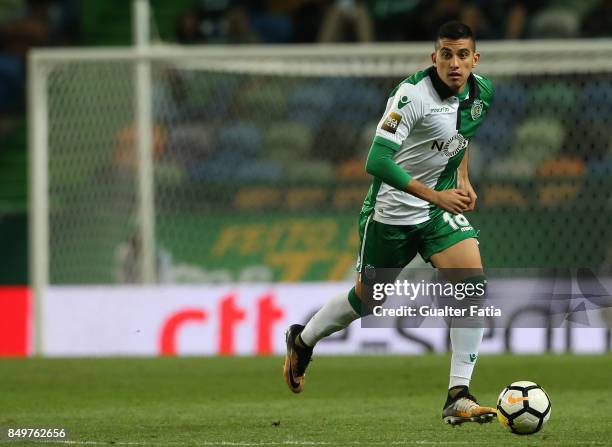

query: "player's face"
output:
432 38 480 93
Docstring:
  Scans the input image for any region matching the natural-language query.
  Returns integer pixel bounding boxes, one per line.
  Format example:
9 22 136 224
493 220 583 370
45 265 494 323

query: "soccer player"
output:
283 21 497 425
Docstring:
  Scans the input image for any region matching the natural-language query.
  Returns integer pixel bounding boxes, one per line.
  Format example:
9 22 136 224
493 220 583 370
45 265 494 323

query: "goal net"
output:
30 41 612 289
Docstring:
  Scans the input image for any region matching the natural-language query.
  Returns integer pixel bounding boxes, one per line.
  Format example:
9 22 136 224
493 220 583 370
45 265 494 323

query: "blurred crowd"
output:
0 0 78 114
175 0 612 44
0 0 78 152
1 0 611 117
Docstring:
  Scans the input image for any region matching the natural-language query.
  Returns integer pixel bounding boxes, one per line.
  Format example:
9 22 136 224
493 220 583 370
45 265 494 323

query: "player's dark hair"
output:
435 21 475 49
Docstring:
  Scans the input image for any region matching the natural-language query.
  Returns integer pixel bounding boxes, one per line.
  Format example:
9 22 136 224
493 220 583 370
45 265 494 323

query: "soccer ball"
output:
497 381 551 435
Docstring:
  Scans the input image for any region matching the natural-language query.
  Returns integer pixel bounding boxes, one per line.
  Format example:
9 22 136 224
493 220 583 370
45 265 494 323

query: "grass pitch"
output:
1 355 611 446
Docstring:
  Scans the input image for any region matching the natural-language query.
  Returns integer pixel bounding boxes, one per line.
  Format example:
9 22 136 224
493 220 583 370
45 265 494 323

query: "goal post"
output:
133 0 156 285
29 40 612 352
28 50 49 356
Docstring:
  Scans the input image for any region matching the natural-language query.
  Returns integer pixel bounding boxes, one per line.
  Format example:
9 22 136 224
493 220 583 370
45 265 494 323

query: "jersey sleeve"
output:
365 140 412 190
374 83 425 150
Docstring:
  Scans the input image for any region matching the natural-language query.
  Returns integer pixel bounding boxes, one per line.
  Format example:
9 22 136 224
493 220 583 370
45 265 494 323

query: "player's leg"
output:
284 213 416 393
429 239 496 424
283 271 364 393
431 239 484 385
283 212 369 394
299 273 361 345
418 211 495 424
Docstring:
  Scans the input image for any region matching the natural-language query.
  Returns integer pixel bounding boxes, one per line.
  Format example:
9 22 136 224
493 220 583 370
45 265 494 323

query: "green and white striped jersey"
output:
362 66 494 225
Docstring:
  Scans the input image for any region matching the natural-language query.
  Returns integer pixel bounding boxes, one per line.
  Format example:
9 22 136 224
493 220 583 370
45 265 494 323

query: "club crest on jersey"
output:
471 99 483 120
442 133 468 157
398 95 412 109
382 112 402 134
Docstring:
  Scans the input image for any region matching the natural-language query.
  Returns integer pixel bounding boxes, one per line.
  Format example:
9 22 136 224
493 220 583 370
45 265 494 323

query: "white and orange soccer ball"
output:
497 381 551 435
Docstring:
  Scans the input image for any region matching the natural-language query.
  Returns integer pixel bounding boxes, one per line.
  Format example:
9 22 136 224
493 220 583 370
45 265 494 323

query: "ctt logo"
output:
159 293 284 356
430 133 468 157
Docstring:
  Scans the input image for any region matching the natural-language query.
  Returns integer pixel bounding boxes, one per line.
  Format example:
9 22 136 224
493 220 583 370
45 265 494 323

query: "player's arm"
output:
365 139 470 214
457 148 477 212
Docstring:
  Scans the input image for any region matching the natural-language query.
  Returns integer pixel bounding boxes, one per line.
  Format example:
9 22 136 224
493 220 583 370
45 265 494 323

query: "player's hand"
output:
432 189 471 214
458 180 477 212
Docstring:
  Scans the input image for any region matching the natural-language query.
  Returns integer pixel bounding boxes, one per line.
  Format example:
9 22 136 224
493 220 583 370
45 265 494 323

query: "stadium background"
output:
1 0 611 357
1 2 612 446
